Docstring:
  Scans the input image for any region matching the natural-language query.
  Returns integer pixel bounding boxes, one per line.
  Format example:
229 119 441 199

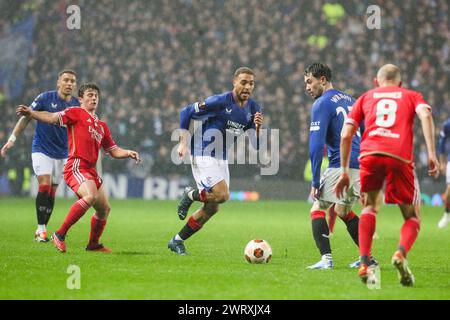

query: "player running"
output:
437 118 450 228
168 67 263 255
16 83 140 253
336 64 439 286
304 63 374 269
1 70 79 242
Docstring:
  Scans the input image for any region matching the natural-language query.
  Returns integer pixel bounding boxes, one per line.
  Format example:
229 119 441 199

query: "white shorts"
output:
317 167 360 208
447 162 450 184
31 152 67 185
191 156 230 192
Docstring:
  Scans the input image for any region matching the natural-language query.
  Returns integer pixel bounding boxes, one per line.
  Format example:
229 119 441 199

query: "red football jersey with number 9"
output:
346 86 431 163
58 107 117 167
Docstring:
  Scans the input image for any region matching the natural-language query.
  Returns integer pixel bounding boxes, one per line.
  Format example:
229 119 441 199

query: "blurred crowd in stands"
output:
0 0 449 195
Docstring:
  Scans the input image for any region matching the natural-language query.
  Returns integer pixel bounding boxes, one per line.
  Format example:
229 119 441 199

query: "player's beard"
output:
59 88 73 100
239 91 250 102
313 88 323 100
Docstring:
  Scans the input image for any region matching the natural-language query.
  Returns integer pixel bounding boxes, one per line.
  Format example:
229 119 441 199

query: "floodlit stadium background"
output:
0 0 449 201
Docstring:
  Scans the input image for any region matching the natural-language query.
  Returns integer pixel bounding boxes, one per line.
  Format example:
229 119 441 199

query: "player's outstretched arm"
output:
1 114 32 157
16 105 59 125
417 107 439 178
109 147 141 163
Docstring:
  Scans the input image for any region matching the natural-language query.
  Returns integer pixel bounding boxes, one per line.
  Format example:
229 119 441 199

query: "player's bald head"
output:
376 64 402 85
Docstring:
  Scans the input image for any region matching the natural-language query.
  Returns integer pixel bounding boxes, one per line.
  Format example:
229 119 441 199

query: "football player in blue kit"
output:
168 67 263 255
1 70 79 242
304 63 376 269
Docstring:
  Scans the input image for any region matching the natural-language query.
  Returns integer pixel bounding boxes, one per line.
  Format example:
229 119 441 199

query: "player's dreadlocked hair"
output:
304 63 332 81
78 83 101 98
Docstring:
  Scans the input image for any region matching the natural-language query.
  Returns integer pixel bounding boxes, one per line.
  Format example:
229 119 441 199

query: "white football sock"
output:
175 234 183 241
322 254 332 261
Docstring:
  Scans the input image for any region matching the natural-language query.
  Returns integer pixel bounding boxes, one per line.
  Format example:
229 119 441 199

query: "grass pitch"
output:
0 198 449 300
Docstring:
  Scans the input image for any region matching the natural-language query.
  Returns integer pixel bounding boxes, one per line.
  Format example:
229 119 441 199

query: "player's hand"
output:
128 150 141 163
1 140 14 157
428 157 440 179
335 173 350 199
16 105 31 117
254 112 263 126
310 187 320 201
177 143 189 159
254 112 263 133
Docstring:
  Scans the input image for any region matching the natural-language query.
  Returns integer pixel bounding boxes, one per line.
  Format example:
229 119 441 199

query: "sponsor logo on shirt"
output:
368 128 400 138
310 121 321 131
88 126 103 143
373 92 402 99
226 120 245 134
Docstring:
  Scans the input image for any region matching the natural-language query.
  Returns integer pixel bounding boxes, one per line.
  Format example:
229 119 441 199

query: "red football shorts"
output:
359 155 420 205
64 158 103 196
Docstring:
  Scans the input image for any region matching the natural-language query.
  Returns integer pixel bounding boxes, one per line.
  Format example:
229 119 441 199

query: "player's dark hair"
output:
78 83 100 97
234 67 255 78
58 69 77 78
304 63 332 81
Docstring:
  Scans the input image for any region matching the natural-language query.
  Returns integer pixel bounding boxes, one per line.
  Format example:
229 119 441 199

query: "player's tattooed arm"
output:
16 105 59 125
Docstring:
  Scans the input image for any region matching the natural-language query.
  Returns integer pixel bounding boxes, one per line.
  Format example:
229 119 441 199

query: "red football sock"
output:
49 186 57 198
88 214 107 246
178 215 203 240
38 184 51 194
187 216 203 231
56 199 91 237
398 217 420 255
340 210 356 222
199 189 207 202
328 205 337 233
359 208 377 260
445 201 450 213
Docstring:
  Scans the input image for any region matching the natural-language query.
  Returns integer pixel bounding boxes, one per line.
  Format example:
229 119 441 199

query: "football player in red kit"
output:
17 83 140 253
335 64 439 286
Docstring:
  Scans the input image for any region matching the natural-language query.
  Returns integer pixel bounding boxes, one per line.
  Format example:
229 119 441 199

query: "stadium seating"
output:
0 0 449 194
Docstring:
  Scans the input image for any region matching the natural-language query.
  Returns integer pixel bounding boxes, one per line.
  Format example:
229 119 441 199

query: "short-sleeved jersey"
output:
179 91 262 159
438 118 450 161
57 107 117 167
347 86 431 163
30 90 80 159
309 89 360 188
